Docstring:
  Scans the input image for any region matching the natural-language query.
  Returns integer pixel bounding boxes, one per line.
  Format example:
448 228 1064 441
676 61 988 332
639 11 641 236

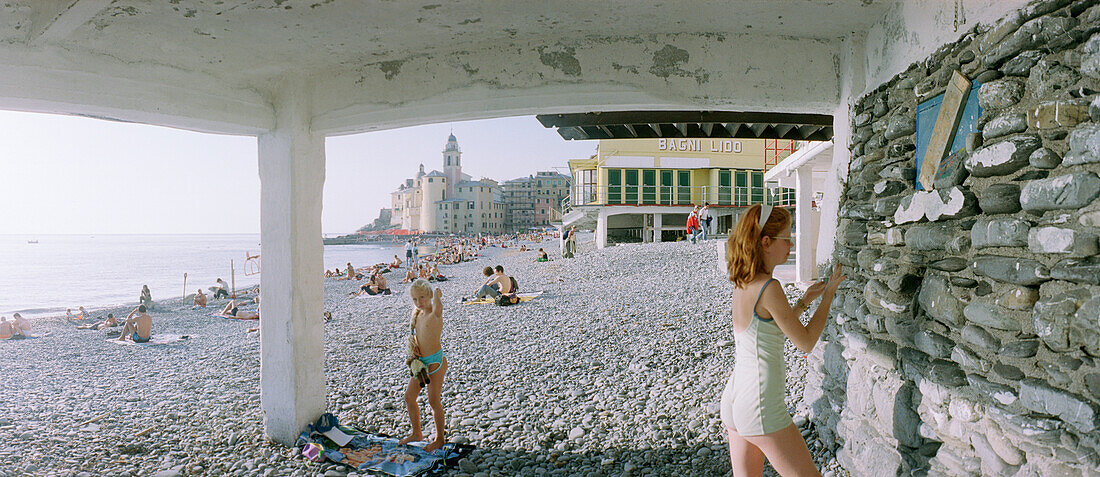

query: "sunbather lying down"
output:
76 313 120 330
221 300 259 319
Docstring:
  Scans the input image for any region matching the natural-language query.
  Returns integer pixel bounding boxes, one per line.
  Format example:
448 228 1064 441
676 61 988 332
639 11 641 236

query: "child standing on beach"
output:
401 279 448 452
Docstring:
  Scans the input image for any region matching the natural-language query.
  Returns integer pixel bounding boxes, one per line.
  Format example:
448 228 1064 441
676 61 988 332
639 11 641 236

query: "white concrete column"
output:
257 77 327 445
653 213 663 243
596 209 608 249
795 167 815 283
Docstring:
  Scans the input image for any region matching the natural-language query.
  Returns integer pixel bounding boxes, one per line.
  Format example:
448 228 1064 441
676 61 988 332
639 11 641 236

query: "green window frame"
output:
659 170 673 204
676 170 691 205
607 169 622 204
624 169 639 204
718 170 732 206
734 171 748 205
751 171 764 203
642 169 656 204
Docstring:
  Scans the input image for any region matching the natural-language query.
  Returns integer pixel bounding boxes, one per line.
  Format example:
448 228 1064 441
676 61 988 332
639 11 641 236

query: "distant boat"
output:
27 240 38 244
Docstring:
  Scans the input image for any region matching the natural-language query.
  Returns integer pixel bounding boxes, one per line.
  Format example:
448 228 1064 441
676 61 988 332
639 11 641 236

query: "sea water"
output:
0 234 402 320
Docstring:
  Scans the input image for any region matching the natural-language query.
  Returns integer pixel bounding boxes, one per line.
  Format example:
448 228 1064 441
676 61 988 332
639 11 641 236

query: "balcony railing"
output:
563 185 795 213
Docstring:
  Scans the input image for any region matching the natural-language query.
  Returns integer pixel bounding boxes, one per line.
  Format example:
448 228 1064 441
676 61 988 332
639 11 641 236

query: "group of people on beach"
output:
392 205 845 477
0 313 31 340
686 203 712 243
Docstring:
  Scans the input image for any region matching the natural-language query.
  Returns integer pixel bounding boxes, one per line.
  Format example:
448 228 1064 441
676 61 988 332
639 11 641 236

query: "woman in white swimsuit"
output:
721 204 844 476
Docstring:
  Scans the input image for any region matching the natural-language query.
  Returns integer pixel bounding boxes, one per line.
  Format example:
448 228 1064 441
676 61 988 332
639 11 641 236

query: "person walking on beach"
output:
700 203 711 240
401 279 448 453
720 204 845 476
405 240 414 267
686 207 701 244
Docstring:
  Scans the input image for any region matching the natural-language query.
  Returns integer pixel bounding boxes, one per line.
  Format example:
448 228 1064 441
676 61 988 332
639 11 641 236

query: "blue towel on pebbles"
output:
297 413 473 476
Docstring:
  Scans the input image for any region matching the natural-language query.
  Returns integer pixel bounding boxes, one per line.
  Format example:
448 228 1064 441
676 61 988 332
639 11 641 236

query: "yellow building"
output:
565 138 796 247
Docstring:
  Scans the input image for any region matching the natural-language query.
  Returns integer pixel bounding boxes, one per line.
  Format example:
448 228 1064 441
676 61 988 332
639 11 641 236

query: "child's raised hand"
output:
433 287 442 299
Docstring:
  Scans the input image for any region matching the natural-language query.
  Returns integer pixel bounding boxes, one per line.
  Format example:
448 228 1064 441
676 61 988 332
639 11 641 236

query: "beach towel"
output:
106 334 189 346
461 291 544 305
297 413 473 477
207 312 259 321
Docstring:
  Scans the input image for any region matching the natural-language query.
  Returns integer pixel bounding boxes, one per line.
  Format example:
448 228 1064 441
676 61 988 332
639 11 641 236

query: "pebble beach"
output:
0 235 847 477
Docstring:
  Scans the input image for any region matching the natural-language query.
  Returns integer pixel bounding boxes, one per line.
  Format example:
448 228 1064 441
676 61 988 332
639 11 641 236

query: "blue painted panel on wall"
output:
914 81 983 191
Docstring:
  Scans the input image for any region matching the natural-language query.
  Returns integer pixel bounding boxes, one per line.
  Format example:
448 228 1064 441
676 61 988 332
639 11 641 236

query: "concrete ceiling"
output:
2 1 891 88
2 0 1023 136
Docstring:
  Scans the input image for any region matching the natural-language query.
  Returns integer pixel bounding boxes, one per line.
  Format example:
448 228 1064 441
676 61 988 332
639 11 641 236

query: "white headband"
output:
758 205 773 230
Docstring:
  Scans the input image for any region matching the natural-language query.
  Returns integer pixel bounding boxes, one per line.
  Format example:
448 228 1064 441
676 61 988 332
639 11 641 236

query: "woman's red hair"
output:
726 204 791 288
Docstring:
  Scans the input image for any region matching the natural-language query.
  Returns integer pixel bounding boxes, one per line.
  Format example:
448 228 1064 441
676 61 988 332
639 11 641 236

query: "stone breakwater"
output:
817 0 1100 475
0 237 843 477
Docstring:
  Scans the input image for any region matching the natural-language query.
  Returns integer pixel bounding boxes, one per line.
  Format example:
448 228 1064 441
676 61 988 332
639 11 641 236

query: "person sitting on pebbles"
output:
352 271 392 296
221 300 259 319
117 305 153 343
193 289 208 308
0 317 12 340
391 254 403 269
400 279 448 453
401 267 417 283
11 313 29 338
534 248 549 262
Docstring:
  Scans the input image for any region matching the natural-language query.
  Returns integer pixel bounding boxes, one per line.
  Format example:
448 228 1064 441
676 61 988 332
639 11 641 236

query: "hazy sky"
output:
0 111 595 235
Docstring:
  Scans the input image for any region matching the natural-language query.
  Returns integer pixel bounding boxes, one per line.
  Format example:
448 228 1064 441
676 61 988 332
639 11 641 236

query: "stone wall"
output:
806 1 1100 475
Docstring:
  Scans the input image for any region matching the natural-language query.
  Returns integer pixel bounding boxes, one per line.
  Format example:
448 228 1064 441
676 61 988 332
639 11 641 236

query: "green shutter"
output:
734 171 748 205
642 169 656 204
718 170 732 205
751 171 764 203
607 169 621 204
625 169 639 204
659 170 673 204
677 170 691 205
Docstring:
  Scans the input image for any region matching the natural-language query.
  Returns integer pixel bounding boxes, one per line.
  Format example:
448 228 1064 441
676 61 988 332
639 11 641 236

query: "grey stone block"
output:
953 345 992 374
1063 122 1100 166
1033 289 1090 352
978 78 1025 109
914 330 952 358
1028 227 1098 255
971 255 1050 286
967 374 1017 405
1028 147 1062 169
873 180 906 197
960 324 1001 351
905 224 955 251
983 15 1078 67
1020 172 1100 212
982 113 1028 141
971 217 1030 248
1027 59 1080 99
1001 50 1043 76
1051 257 1100 285
1082 33 1100 80
977 183 1021 214
917 274 964 326
964 301 1025 331
999 339 1040 358
930 361 968 387
994 363 1025 381
1019 379 1098 433
885 114 916 140
965 135 1041 177
927 257 967 272
1075 297 1100 356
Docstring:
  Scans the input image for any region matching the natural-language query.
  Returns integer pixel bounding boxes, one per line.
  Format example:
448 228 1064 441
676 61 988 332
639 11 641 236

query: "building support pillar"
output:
795 167 815 283
596 209 608 249
257 77 327 445
653 213 662 243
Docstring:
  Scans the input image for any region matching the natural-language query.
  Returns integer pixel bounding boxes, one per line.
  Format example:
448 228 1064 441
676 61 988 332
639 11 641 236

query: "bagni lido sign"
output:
657 138 743 153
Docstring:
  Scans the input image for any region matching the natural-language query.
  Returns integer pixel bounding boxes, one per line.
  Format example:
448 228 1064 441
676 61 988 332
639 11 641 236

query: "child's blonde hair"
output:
409 278 432 302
